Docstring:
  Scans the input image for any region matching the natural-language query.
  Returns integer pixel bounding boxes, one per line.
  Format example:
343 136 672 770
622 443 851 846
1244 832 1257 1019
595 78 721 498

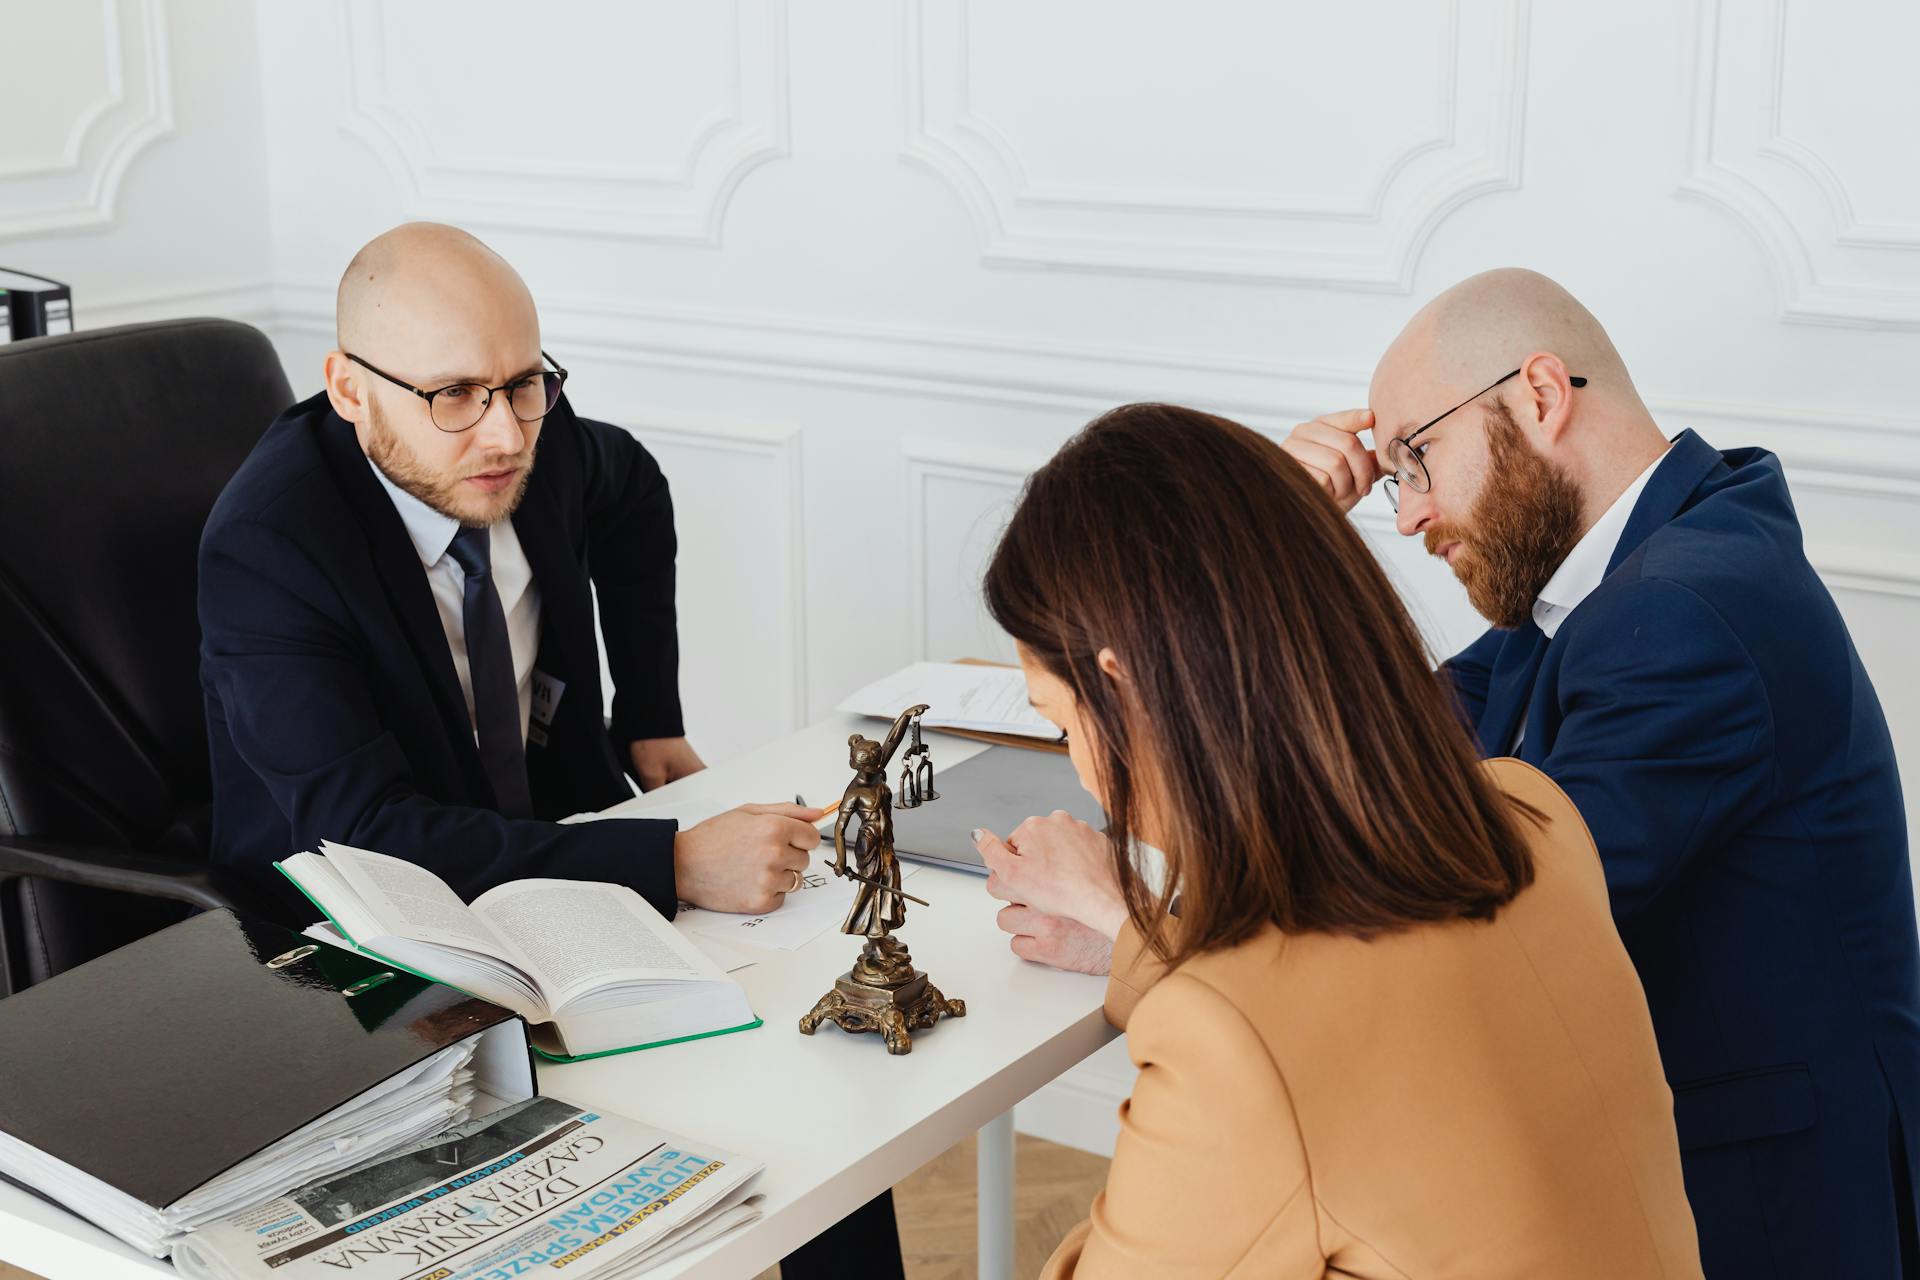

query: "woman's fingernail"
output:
971 828 984 844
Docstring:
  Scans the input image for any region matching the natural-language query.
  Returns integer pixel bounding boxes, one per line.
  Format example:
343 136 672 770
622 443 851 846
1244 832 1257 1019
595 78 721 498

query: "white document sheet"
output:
673 864 923 952
834 661 1061 740
557 752 933 952
687 933 758 973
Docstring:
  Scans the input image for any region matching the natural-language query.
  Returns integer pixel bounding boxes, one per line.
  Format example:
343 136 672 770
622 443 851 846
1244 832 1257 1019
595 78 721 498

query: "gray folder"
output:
879 745 1107 874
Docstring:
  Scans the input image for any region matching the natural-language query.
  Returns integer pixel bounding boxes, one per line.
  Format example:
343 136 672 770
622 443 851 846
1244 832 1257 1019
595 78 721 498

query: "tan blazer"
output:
1042 758 1702 1280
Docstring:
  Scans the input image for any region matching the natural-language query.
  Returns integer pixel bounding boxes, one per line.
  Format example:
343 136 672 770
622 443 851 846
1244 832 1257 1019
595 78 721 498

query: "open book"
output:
276 842 760 1062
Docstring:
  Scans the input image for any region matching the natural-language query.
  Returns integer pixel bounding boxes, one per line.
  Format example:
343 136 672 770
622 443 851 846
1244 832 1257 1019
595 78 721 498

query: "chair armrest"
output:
0 836 278 918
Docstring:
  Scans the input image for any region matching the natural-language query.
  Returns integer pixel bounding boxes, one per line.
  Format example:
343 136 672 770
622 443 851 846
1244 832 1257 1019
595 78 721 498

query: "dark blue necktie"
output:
446 527 534 818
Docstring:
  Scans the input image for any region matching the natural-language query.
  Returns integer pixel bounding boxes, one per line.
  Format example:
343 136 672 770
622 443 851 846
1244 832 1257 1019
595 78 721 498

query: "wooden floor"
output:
753 1132 1109 1280
1 1134 1109 1280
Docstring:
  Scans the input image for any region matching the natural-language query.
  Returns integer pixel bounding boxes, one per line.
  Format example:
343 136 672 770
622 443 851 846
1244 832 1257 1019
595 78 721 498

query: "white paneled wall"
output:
5 0 1917 1155
0 0 176 239
0 0 273 319
904 0 1531 286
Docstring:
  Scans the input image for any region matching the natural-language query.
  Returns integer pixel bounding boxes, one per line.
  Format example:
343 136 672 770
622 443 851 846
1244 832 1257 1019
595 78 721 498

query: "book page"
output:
473 879 721 1002
318 841 511 957
279 852 384 944
300 922 544 1020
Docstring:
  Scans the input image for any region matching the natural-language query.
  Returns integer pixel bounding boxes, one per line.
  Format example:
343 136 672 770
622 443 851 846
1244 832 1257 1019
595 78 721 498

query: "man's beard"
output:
366 397 534 529
1424 400 1583 629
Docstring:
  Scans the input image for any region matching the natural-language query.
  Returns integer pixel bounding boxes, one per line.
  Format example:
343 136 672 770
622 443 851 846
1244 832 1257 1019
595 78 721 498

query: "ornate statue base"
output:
797 935 966 1055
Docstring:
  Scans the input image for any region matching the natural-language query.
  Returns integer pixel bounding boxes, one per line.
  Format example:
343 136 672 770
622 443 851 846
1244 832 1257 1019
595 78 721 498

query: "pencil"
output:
797 793 841 817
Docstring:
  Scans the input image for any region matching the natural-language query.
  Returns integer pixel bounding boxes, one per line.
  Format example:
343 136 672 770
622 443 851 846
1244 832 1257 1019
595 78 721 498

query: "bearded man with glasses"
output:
1276 267 1917 1279
993 268 1915 1277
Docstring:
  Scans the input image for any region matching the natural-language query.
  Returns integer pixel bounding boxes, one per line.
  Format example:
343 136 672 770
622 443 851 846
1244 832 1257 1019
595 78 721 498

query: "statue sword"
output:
823 861 930 907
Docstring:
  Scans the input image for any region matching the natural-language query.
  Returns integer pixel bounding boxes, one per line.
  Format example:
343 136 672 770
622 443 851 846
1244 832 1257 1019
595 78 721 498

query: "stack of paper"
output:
835 661 1062 741
173 1095 764 1280
0 1041 478 1258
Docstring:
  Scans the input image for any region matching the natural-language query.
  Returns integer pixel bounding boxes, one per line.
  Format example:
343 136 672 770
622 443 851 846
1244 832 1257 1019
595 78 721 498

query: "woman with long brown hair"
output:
975 403 1701 1278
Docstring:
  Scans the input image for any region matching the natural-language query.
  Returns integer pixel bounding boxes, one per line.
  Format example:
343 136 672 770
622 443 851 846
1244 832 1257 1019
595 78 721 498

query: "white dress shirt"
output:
369 460 542 744
1512 443 1671 750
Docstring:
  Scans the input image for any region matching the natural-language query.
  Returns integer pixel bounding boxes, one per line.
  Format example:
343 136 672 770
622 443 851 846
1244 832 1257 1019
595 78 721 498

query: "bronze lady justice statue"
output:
797 704 966 1054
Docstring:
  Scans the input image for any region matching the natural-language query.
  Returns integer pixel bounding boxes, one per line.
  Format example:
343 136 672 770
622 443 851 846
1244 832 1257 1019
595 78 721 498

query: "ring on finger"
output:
785 868 804 893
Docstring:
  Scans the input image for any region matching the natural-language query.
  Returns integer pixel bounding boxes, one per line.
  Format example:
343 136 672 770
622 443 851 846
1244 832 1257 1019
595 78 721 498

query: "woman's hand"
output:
992 904 1115 975
974 810 1129 942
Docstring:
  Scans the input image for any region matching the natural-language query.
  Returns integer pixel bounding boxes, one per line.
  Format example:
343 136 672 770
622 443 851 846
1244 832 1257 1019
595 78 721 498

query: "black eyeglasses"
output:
345 351 569 434
1382 368 1587 512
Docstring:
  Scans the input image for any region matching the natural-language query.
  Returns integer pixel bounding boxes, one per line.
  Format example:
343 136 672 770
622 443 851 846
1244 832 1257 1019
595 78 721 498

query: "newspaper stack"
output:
0 1040 478 1258
173 1096 764 1280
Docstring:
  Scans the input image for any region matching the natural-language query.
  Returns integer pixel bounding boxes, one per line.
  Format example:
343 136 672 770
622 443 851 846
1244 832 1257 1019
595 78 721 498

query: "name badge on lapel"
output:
529 670 566 749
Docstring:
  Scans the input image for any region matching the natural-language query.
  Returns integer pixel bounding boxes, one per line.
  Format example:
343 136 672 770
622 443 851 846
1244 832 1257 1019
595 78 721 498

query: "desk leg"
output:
977 1110 1016 1280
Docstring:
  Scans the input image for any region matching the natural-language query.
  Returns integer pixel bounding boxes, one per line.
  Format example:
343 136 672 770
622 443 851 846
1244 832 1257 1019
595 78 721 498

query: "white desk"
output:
0 715 1117 1280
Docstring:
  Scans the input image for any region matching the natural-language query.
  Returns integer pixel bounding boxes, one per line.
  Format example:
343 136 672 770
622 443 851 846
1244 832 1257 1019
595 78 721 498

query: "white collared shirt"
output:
368 459 542 743
1512 443 1671 750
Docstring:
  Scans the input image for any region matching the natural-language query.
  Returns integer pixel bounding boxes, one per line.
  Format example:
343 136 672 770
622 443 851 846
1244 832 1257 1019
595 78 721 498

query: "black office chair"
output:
0 318 293 995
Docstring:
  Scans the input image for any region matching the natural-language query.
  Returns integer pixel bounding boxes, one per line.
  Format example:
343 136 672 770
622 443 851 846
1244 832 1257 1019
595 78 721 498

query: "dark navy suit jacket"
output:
1444 430 1918 1277
199 392 684 919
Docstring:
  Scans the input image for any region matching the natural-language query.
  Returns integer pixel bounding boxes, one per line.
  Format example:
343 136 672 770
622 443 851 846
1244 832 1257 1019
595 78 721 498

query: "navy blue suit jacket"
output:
199 392 684 919
1443 430 1918 1277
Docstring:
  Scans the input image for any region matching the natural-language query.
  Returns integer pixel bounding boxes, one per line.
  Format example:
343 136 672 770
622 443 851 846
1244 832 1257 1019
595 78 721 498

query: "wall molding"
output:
1678 0 1920 329
228 281 1920 469
0 0 122 180
900 438 1047 661
0 0 174 239
270 276 1920 476
273 280 1364 425
83 279 279 330
1805 546 1920 604
902 0 1529 288
171 281 1920 607
338 0 790 243
1750 0 1918 249
614 417 811 731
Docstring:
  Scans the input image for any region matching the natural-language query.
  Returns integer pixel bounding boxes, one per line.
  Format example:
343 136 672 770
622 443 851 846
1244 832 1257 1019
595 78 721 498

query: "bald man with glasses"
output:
201 221 824 921
198 222 908 1278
